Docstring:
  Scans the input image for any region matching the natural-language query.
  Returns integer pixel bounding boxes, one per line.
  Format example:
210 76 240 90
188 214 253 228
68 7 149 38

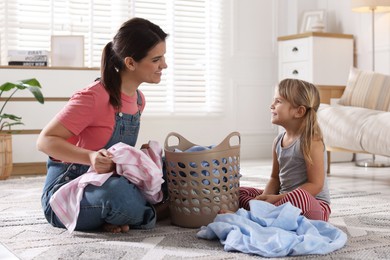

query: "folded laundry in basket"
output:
174 145 216 153
172 144 241 187
174 145 217 169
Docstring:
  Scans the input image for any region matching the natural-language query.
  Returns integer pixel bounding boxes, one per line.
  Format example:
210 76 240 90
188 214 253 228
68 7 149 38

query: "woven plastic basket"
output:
164 132 241 228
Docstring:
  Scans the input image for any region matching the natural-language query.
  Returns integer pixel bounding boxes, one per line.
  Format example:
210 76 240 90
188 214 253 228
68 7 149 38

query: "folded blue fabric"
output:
197 200 347 257
174 145 216 153
174 145 217 168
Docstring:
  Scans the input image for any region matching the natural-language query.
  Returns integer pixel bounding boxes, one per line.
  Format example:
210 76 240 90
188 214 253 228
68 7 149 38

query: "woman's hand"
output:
90 149 115 173
140 143 150 149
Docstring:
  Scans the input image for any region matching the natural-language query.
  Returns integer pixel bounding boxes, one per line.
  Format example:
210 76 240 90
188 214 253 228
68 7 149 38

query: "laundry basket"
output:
164 132 241 228
0 134 13 180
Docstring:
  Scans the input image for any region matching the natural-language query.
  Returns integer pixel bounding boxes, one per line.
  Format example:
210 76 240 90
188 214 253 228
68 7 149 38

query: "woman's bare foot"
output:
102 223 130 233
154 199 170 221
218 209 234 214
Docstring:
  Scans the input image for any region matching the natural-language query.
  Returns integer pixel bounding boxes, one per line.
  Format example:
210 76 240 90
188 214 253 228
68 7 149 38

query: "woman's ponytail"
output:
101 41 122 109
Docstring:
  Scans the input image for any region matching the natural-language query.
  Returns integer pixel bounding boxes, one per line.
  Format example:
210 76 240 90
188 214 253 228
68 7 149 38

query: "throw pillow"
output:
338 67 390 111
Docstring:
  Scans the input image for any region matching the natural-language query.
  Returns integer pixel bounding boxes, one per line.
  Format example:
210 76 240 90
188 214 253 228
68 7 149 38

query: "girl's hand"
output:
255 194 284 204
90 149 115 173
254 194 268 201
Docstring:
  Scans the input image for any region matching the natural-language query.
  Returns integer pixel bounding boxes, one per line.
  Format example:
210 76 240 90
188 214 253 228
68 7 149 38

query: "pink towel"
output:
49 141 164 233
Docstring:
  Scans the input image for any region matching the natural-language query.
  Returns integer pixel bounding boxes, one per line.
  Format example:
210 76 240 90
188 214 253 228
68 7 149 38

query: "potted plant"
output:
0 78 44 180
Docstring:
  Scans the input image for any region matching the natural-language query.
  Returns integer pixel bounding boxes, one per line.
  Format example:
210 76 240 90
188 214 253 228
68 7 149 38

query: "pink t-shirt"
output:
56 81 145 151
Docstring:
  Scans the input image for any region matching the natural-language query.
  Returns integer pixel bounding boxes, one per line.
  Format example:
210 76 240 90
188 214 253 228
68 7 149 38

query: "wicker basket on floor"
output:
164 132 241 228
0 134 13 180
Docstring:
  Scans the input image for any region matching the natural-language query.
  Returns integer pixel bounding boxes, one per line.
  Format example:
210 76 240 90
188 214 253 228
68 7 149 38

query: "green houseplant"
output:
1 78 44 130
0 78 44 180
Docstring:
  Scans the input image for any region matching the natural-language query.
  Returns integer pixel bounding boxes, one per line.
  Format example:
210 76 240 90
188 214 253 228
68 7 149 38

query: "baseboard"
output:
12 162 46 176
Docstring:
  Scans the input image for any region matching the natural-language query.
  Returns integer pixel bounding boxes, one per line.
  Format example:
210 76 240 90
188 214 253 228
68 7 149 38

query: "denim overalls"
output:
41 90 156 230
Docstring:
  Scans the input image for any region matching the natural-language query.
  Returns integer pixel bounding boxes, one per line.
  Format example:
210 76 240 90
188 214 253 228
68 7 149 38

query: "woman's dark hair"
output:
101 17 168 109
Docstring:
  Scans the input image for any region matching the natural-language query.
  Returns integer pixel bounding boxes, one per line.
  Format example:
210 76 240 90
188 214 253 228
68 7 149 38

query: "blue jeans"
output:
41 158 156 230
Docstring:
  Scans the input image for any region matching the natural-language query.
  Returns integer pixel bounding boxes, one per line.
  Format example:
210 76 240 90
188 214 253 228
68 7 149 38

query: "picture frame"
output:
51 35 84 67
300 10 326 33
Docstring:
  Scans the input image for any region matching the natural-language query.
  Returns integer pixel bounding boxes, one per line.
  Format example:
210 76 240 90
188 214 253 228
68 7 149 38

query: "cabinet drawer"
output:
279 39 309 62
280 61 310 81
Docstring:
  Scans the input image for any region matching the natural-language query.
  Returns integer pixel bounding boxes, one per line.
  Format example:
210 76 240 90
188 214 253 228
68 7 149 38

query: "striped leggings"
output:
239 187 331 221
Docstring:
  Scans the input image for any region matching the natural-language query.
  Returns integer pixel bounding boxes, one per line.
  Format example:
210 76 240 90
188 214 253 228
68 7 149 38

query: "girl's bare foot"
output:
102 223 130 233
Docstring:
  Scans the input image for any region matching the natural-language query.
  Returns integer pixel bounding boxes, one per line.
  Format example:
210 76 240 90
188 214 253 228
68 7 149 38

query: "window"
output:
0 0 224 115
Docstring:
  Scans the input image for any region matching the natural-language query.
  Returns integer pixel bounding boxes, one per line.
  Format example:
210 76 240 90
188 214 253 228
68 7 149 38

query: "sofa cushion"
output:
318 104 390 156
360 112 390 157
318 104 370 153
338 67 390 112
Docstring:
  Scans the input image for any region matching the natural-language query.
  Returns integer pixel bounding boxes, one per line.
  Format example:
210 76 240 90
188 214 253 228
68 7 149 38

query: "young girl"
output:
239 78 331 221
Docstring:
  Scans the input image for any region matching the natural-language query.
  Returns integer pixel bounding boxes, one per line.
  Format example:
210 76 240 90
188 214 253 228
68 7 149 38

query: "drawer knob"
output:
292 70 299 75
292 47 298 52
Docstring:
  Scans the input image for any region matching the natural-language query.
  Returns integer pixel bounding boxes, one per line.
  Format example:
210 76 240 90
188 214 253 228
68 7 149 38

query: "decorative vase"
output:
0 133 13 180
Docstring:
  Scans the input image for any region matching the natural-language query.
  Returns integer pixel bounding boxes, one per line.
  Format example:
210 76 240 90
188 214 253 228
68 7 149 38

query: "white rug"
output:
1 162 390 260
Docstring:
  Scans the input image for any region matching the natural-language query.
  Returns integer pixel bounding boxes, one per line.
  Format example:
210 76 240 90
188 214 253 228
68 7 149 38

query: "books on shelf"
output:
8 50 49 56
8 61 48 66
8 55 48 62
7 50 49 67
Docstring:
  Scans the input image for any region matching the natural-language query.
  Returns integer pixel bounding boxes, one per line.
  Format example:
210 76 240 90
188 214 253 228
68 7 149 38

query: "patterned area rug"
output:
1 163 390 260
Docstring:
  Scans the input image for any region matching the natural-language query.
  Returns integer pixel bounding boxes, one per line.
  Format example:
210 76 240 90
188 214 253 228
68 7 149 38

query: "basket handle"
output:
212 131 241 151
164 132 197 151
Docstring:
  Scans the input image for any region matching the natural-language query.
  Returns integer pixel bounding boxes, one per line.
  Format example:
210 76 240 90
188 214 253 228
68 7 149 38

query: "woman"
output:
37 17 168 233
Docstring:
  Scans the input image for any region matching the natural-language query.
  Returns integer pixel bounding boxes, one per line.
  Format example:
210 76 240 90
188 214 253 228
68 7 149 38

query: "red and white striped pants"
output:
239 187 331 221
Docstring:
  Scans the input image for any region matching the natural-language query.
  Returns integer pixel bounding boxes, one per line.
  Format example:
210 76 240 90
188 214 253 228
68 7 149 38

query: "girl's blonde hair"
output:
277 79 323 164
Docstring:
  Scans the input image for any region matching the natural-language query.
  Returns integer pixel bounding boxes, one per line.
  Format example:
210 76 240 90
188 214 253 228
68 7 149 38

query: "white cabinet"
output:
278 32 354 85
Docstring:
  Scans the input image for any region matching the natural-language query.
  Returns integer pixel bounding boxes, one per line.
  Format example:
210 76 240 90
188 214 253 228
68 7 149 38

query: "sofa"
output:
317 67 390 173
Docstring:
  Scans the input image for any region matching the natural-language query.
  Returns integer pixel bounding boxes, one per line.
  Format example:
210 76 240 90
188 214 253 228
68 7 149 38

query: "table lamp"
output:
351 0 390 71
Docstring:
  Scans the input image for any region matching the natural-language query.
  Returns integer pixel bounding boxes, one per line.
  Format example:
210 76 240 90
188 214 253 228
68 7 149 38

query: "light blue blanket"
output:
197 200 347 257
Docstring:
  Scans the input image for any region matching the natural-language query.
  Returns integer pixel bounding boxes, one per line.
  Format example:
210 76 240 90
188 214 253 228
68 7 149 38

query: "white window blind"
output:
0 0 224 115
